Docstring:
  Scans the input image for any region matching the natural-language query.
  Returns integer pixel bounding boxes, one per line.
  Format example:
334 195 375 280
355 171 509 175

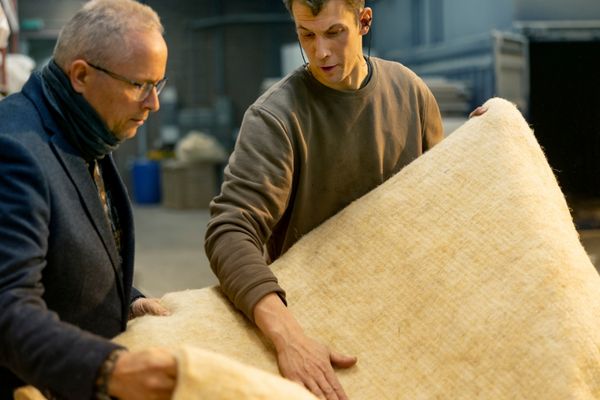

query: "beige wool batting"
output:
16 97 600 399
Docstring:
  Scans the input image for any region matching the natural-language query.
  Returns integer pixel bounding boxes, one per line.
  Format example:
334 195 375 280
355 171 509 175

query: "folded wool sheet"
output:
16 97 600 399
171 346 317 400
12 346 316 400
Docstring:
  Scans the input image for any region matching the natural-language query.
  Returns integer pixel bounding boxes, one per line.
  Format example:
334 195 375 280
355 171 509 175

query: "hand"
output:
276 331 357 400
129 297 170 319
108 348 177 400
254 293 357 400
469 105 488 118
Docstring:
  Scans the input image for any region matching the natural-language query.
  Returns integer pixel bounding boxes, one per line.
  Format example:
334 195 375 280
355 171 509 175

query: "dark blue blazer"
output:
0 73 139 399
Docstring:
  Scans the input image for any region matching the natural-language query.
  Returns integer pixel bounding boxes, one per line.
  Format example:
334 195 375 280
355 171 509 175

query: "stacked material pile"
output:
425 77 471 135
17 98 600 399
424 76 471 117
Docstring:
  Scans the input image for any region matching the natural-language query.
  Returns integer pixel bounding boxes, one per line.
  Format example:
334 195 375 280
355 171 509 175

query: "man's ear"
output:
67 59 90 94
359 7 372 35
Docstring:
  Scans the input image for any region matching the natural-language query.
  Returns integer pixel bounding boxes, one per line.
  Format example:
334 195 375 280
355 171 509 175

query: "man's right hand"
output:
108 348 177 400
254 293 357 400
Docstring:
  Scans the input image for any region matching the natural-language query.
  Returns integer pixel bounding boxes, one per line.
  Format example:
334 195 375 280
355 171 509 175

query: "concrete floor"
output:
132 206 217 298
132 205 600 299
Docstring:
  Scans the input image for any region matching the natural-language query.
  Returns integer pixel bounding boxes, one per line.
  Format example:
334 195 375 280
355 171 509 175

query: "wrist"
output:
254 294 303 351
95 349 126 400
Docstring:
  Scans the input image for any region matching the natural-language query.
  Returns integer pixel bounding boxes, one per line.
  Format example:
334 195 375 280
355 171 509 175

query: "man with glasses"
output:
0 1 176 399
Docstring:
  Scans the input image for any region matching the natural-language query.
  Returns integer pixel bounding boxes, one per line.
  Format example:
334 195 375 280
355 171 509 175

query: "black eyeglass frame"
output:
86 61 167 101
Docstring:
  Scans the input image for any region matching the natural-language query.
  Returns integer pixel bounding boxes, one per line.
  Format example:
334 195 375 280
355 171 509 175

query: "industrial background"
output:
1 0 600 294
5 0 600 198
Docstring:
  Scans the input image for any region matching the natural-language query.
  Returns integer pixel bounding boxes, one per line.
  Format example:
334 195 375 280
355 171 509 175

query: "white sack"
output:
5 53 35 94
175 131 227 163
0 5 9 49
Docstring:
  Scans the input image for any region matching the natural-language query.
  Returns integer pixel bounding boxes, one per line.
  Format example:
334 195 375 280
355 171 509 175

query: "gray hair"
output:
282 0 365 16
53 0 164 68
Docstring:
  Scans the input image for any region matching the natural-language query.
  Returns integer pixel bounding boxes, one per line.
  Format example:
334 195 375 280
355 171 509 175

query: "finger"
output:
147 348 178 376
318 366 347 400
469 105 488 118
148 374 176 391
136 299 170 316
147 301 171 316
148 376 176 400
330 351 357 369
130 299 147 317
468 106 481 118
302 377 326 400
159 374 177 391
164 354 178 377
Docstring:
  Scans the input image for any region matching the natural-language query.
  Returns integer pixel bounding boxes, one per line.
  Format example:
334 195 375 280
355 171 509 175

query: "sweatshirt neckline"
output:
302 57 378 99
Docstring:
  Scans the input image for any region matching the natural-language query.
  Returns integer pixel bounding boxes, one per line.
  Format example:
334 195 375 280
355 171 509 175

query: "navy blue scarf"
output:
41 60 121 161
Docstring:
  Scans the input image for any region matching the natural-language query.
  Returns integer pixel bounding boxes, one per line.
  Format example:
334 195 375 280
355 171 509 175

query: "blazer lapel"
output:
24 73 126 303
49 133 125 298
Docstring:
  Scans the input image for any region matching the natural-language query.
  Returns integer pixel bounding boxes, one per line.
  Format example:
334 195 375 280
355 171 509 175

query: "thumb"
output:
330 351 357 369
469 105 488 118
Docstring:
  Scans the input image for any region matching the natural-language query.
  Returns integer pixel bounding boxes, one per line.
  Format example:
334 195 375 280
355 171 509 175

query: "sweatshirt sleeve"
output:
205 105 294 321
0 136 122 399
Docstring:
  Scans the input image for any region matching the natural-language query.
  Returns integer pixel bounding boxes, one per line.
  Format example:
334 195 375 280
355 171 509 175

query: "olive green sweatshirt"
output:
205 57 443 320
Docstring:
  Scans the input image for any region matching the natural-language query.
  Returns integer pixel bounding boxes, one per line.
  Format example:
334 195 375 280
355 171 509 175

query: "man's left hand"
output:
469 105 488 118
129 298 170 319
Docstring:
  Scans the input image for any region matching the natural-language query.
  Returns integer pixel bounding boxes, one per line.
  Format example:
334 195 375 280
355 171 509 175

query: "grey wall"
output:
370 0 412 53
441 0 513 41
515 0 600 21
372 0 514 56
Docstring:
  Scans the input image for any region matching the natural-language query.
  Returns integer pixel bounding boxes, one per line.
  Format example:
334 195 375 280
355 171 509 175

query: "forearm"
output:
253 292 302 350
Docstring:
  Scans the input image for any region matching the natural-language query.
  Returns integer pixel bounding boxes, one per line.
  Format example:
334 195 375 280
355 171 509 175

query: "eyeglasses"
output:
87 61 168 102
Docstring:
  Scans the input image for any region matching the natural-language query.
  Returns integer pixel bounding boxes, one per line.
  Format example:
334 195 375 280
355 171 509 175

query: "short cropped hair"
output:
282 0 365 16
53 0 164 68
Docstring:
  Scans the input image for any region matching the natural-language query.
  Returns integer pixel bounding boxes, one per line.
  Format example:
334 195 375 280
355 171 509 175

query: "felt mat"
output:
16 98 600 399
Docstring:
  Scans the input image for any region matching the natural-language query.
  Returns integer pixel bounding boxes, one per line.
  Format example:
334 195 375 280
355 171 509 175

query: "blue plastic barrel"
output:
131 159 161 204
